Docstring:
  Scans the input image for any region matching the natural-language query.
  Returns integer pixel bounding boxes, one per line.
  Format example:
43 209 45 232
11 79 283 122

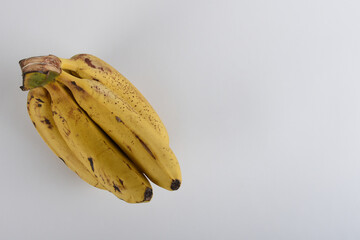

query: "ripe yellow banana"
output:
27 87 105 190
59 54 169 144
44 81 153 203
57 71 181 190
20 54 181 203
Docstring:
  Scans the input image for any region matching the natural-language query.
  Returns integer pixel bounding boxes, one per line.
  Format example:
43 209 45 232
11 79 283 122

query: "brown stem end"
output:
19 55 62 91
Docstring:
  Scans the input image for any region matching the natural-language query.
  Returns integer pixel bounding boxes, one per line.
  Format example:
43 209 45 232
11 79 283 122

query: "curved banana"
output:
59 54 169 144
44 81 153 203
27 87 105 189
57 71 181 191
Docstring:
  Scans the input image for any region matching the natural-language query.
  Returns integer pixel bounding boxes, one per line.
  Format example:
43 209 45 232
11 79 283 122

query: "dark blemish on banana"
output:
32 121 36 127
113 182 121 192
135 134 156 159
36 98 44 103
126 163 132 170
41 118 53 129
43 118 51 125
77 108 82 113
118 178 124 187
99 67 104 72
70 81 84 92
88 157 95 172
115 116 122 122
126 145 132 152
37 104 42 107
84 58 96 68
52 111 57 115
92 78 100 82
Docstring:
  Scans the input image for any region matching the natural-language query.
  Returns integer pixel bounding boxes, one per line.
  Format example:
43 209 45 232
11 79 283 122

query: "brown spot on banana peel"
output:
37 104 42 107
84 58 96 68
58 115 66 122
126 145 132 152
88 157 95 172
118 178 124 187
40 118 53 129
36 98 44 103
126 163 132 170
135 134 156 159
44 118 50 124
115 116 122 122
113 182 121 192
70 81 84 92
32 121 36 127
73 55 111 72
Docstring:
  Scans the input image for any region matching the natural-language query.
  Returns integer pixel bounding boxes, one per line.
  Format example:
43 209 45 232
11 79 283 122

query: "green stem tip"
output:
20 71 59 91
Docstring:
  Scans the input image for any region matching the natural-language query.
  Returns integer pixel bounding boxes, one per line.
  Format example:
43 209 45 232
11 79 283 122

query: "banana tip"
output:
144 187 153 202
170 179 181 190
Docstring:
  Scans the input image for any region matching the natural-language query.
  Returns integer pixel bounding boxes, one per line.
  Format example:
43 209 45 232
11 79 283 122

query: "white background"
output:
1 0 360 239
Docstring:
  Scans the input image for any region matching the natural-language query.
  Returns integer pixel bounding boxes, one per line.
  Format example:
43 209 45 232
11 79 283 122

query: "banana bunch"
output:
20 54 181 203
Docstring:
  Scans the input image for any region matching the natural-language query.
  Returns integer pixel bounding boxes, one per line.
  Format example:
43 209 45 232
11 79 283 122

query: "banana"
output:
59 54 169 144
44 81 153 203
27 87 105 190
57 71 181 191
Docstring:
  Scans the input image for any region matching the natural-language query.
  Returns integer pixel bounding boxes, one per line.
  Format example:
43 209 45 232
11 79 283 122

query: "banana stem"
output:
19 55 61 91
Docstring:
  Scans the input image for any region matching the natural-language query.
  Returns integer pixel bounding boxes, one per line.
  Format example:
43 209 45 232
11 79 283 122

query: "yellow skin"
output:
44 81 153 203
60 54 169 144
27 87 105 189
57 71 181 191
